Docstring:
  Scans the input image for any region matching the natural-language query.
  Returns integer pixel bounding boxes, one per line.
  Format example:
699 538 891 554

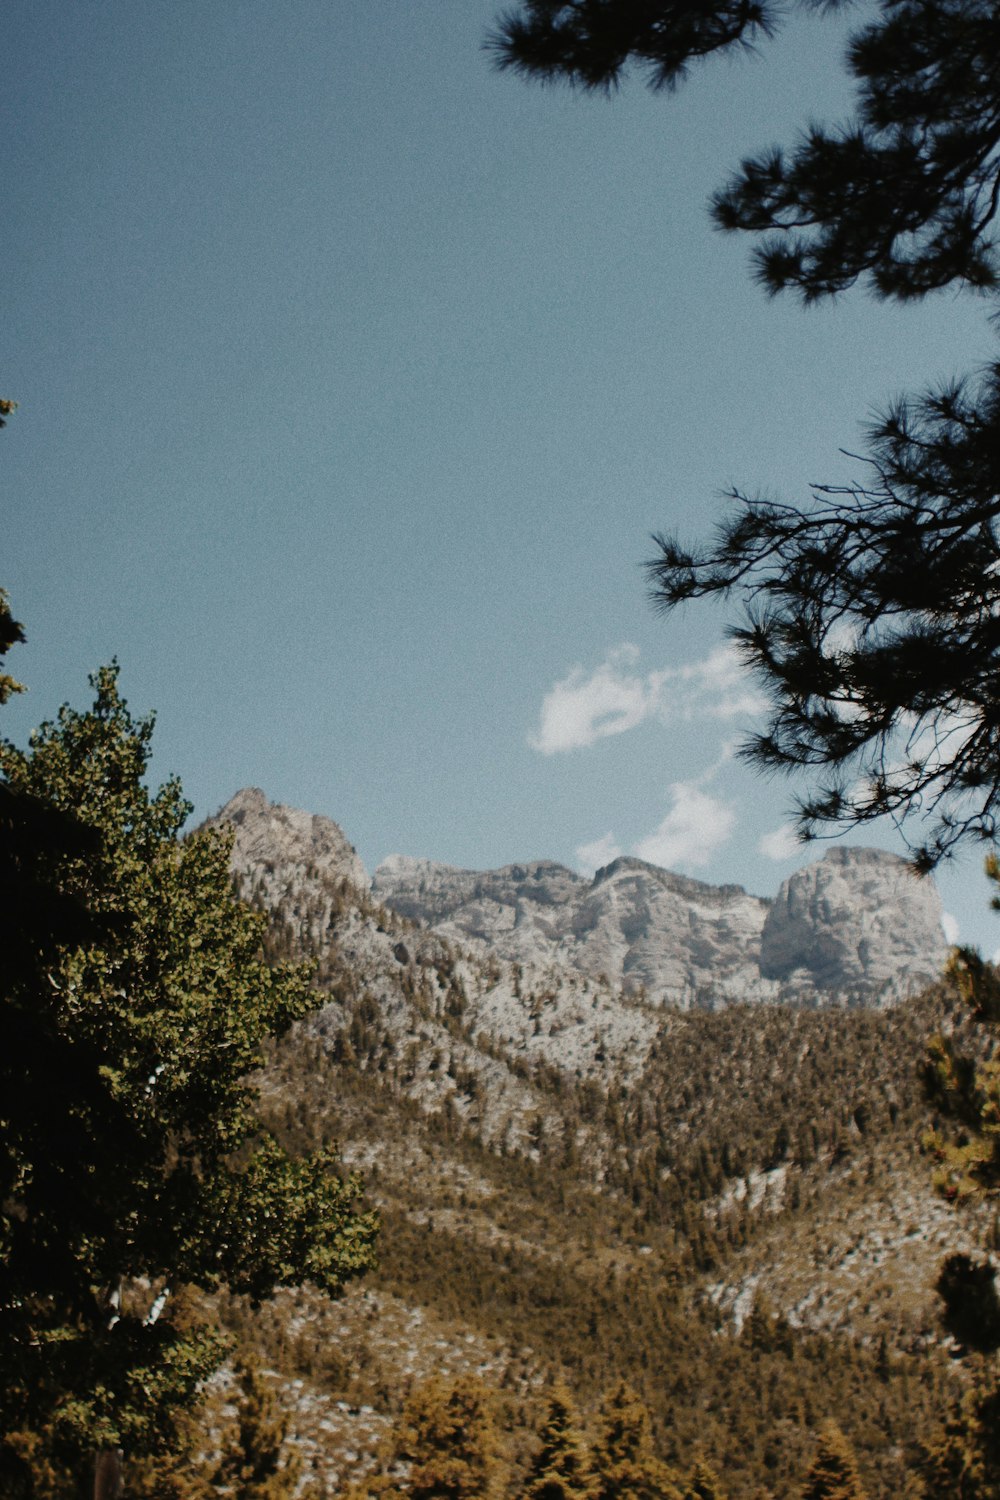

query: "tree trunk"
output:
94 1449 123 1500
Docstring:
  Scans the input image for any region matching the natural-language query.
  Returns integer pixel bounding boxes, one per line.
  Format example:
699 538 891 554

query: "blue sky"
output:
5 1 999 950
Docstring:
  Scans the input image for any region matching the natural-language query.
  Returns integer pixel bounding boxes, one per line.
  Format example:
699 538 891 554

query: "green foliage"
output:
128 1357 301 1500
682 1457 727 1500
0 587 25 705
925 911 1000 1200
210 1361 301 1500
524 1387 596 1500
799 1422 867 1500
0 666 377 1487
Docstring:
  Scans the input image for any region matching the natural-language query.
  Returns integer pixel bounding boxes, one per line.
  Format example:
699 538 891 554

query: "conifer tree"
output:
682 1457 727 1500
210 1362 301 1500
919 1376 1000 1498
800 1421 867 1500
0 666 378 1496
591 1382 682 1500
524 1386 597 1500
389 1375 503 1500
490 0 1000 864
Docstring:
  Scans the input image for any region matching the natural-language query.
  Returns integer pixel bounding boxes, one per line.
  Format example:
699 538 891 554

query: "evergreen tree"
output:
490 0 1000 863
682 1457 727 1500
0 666 378 1496
210 1361 302 1500
919 1374 1000 1498
390 1374 503 1500
524 1386 596 1500
800 1422 867 1500
591 1382 682 1500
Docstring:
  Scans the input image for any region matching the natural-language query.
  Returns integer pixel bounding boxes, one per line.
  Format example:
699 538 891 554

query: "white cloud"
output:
528 644 651 754
942 912 960 945
575 832 623 877
528 643 764 756
666 644 766 722
758 824 801 861
632 782 735 871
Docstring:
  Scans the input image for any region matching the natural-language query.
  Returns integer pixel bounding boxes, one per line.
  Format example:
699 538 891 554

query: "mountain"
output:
200 789 975 1498
373 840 947 1009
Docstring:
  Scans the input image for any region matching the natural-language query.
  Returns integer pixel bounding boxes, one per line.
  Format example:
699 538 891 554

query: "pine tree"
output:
682 1457 727 1500
390 1375 503 1500
211 1362 302 1500
524 1386 597 1500
919 1375 1000 1498
490 0 1000 865
591 1382 683 1500
800 1422 867 1500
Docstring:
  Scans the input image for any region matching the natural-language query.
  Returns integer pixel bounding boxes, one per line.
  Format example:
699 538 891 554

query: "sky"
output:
5 1 999 952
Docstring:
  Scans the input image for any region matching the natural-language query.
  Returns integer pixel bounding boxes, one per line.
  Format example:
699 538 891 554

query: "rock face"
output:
212 787 370 893
374 853 769 1007
375 844 949 1008
760 846 947 1001
211 790 949 1009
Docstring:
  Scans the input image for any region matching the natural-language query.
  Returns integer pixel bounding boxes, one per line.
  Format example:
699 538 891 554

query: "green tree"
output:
925 891 1000 1204
799 1422 867 1500
591 1382 682 1500
389 1374 503 1500
0 666 378 1497
524 1386 596 1500
490 0 1000 865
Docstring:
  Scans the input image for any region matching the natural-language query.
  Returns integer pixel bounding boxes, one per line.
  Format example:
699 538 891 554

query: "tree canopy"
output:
0 664 378 1493
490 0 1000 866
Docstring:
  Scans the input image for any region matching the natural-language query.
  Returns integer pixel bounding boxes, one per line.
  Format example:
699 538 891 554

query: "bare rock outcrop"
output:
211 787 370 893
375 844 948 1008
759 846 948 1002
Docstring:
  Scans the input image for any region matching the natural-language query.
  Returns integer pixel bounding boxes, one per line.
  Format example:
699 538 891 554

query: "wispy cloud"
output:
575 832 623 877
575 749 737 878
529 643 763 755
758 824 802 861
528 645 650 755
632 782 735 871
942 912 960 945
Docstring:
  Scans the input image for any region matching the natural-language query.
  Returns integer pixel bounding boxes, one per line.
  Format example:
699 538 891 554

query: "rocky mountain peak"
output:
759 845 947 999
211 788 370 893
213 790 950 1010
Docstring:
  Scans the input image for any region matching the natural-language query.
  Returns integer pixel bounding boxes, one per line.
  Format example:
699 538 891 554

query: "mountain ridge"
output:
212 788 948 1011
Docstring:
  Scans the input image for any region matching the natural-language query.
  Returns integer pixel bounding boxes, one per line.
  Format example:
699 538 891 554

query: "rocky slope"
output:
202 788 978 1497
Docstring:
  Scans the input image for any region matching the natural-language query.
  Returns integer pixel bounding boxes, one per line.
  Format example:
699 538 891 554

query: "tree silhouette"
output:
491 0 1000 863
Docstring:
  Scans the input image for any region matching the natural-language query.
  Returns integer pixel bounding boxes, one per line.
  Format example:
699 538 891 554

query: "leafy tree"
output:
524 1386 597 1500
591 1382 682 1500
388 1374 503 1500
490 0 1000 864
799 1421 867 1500
0 587 24 705
0 666 378 1497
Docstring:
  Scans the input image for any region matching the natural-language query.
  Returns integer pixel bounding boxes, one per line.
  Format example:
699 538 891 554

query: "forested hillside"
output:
192 792 998 1499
